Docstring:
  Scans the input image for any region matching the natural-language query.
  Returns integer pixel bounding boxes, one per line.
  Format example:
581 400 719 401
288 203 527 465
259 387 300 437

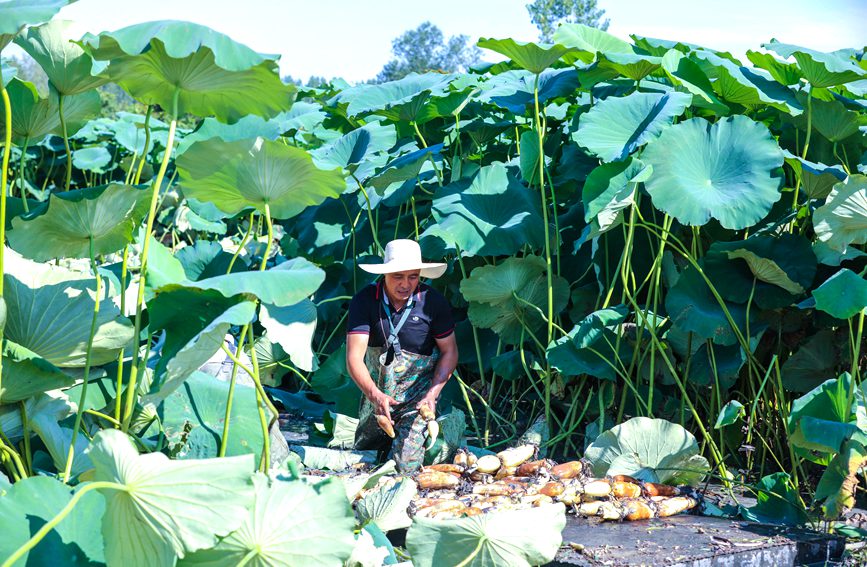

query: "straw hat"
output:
359 239 447 278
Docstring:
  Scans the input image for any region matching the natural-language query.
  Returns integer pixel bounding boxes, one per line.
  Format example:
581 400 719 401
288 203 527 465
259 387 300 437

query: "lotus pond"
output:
0 2 867 566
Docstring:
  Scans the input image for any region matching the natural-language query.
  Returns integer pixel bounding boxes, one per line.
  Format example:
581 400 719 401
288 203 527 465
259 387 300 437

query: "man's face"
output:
384 270 421 302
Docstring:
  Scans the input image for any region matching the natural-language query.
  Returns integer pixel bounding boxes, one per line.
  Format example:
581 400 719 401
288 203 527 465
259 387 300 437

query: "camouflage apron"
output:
354 345 439 472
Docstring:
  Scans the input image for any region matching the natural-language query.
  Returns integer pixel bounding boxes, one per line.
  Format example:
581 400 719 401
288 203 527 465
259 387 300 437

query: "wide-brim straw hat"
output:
358 239 447 278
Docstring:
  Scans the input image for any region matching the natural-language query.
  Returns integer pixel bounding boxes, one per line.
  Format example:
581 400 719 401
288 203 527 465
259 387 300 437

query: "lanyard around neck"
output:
382 293 414 351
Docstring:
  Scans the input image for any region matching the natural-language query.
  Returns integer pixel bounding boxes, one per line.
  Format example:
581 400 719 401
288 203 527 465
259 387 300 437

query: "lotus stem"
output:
246 324 275 472
1 481 126 567
133 105 152 185
113 244 130 425
218 326 249 458
0 77 12 410
57 93 72 191
19 401 32 475
227 212 255 274
352 175 382 254
63 237 101 482
122 91 179 432
17 135 29 212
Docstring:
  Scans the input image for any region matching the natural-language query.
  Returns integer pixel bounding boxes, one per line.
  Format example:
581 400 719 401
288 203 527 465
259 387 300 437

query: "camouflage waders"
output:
354 346 439 472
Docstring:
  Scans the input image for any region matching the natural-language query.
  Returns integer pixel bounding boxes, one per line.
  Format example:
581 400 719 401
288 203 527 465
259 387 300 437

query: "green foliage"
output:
526 0 610 43
377 22 481 83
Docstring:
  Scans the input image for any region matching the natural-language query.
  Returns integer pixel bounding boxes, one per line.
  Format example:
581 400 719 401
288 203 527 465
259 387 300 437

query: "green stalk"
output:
121 91 180 431
532 75 554 345
220 204 276 457
247 324 275 472
227 212 256 274
2 481 126 567
58 93 72 191
113 245 129 424
62 237 100 482
17 135 29 212
19 401 32 475
0 73 12 411
352 175 382 253
133 106 153 185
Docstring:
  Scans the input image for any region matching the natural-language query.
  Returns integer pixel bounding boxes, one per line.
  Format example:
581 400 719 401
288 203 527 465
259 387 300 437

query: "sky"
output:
8 0 867 83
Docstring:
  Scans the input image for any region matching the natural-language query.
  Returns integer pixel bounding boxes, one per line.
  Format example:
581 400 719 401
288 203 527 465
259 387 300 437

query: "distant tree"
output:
6 54 48 93
376 21 481 83
526 0 610 43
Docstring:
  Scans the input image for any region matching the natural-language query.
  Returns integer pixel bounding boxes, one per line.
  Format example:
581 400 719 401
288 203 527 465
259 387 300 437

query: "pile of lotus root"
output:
408 444 699 521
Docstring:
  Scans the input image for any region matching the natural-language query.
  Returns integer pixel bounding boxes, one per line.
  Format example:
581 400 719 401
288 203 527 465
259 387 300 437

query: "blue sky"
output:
17 0 867 83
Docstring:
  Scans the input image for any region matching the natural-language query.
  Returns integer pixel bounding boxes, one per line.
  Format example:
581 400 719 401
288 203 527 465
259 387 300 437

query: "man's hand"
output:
370 389 399 423
415 393 437 413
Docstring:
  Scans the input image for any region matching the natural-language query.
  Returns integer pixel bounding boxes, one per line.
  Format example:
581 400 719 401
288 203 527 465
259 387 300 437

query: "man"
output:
346 239 458 472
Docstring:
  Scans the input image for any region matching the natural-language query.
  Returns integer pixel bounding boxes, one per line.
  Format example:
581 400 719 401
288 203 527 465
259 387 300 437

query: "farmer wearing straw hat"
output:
347 239 458 472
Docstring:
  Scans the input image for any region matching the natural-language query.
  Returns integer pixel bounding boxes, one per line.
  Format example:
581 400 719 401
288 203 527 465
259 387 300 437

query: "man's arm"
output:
417 333 458 410
346 333 398 423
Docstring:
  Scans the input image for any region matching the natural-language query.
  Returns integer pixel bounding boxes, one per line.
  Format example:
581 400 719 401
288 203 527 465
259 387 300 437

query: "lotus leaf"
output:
585 417 710 485
460 256 569 345
740 472 809 526
715 400 745 428
259 299 317 372
764 40 866 88
691 51 802 115
813 176 867 253
406 503 566 567
15 20 109 95
291 445 377 471
572 92 690 162
553 23 633 62
596 52 662 82
643 115 784 229
369 143 442 193
782 329 848 393
9 183 149 261
665 265 749 346
3 250 133 367
0 475 105 566
814 440 867 519
310 344 361 417
87 429 255 567
793 95 867 143
782 150 847 199
175 240 239 280
788 373 861 463
0 78 101 144
177 137 344 220
334 72 454 121
479 68 578 113
421 162 543 257
82 21 295 121
356 477 417 532
71 145 112 172
478 38 573 75
176 108 313 155
0 0 71 49
812 269 867 320
546 307 631 381
179 474 355 567
0 340 73 402
746 51 802 86
583 158 651 225
347 525 397 567
660 50 728 113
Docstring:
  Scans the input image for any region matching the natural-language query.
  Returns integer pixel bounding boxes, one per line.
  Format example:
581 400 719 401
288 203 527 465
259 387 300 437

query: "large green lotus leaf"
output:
792 95 867 143
259 299 317 372
82 21 295 122
368 143 441 196
8 183 149 261
460 256 569 345
787 374 862 462
0 78 100 144
782 150 847 200
177 137 344 220
311 121 397 178
553 23 633 63
813 269 867 320
87 429 255 567
179 475 355 567
814 440 867 519
146 289 255 405
478 68 578 114
406 503 566 567
813 176 867 253
660 49 728 114
0 340 73 402
176 240 240 281
15 20 108 95
642 115 784 229
746 51 802 86
702 234 816 310
334 72 453 121
596 52 662 81
347 525 397 567
291 445 377 471
420 162 543 257
690 51 802 115
309 345 361 417
572 91 690 162
583 157 651 223
0 476 105 566
160 257 326 308
764 40 866 88
478 37 573 74
356 477 417 532
0 0 71 48
3 251 134 367
585 417 710 485
665 265 748 346
740 472 809 526
546 306 631 381
159 371 265 463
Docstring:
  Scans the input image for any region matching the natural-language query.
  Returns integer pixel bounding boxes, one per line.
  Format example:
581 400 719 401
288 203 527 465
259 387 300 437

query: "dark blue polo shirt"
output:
347 281 455 356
